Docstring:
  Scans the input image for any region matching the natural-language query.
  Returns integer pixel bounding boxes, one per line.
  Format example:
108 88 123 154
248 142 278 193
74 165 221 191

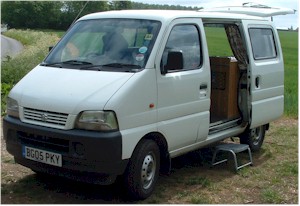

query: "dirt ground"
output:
1 117 298 204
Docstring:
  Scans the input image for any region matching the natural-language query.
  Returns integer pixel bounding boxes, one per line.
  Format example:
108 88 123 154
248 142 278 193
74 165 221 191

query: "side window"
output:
161 24 201 73
249 28 277 60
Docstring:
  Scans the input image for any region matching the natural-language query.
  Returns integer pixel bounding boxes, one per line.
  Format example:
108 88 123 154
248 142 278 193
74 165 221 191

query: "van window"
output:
249 28 277 60
44 19 161 70
161 24 201 72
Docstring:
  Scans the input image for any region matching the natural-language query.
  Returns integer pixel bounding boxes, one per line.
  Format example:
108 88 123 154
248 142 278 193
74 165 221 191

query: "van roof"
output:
79 9 265 22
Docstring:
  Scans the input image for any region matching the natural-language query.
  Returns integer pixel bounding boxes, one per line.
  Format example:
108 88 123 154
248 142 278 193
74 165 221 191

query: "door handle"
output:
255 76 260 88
199 84 208 98
200 84 207 90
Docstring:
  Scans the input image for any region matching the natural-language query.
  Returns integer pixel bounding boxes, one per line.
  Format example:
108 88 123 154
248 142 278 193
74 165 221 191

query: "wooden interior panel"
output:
210 57 240 122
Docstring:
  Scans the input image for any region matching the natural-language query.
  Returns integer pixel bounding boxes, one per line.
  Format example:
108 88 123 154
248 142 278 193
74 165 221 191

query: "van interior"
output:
204 23 249 134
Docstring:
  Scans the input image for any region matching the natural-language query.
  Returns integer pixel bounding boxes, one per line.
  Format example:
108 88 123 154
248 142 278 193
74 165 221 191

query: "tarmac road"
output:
1 34 23 61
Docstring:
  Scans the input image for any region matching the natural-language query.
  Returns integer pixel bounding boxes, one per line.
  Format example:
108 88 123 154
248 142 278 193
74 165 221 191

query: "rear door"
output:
242 20 284 128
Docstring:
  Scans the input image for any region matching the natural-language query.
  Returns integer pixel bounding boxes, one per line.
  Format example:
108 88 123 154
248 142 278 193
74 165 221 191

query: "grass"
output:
205 26 233 56
190 195 211 204
185 176 211 187
278 31 298 116
261 188 284 203
39 29 66 38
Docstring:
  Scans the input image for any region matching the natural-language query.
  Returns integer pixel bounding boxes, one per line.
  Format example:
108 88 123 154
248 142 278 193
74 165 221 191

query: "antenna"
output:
71 1 89 26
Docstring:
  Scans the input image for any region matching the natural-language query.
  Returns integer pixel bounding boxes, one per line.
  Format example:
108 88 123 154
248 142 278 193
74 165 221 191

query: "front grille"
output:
23 108 68 127
18 131 69 153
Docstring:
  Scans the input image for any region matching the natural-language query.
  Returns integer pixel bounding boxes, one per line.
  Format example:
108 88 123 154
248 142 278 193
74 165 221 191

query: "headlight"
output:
75 111 119 131
7 97 19 118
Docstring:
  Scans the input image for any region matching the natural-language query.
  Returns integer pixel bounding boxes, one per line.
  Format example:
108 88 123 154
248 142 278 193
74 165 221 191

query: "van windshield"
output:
43 19 161 71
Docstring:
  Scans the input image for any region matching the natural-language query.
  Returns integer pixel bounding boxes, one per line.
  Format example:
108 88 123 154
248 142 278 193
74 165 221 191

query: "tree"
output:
60 1 109 29
109 1 132 10
1 1 63 29
130 2 202 10
1 1 202 30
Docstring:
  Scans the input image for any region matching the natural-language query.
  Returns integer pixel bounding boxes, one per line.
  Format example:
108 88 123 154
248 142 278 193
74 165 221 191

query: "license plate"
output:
22 146 62 167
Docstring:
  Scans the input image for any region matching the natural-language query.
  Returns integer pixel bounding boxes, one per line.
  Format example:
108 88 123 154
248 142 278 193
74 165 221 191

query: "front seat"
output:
102 33 129 60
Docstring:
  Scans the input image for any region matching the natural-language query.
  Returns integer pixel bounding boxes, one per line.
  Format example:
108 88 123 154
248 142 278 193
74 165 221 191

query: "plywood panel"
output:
210 57 240 121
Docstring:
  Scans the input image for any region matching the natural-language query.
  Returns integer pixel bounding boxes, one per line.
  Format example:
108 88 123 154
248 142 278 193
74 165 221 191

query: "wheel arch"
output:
138 132 171 175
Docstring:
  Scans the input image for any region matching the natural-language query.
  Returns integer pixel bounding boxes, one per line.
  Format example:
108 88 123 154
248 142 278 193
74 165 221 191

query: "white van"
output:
3 6 293 199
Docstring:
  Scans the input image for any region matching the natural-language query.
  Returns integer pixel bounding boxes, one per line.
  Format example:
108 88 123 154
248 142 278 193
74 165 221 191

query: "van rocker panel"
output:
3 116 127 184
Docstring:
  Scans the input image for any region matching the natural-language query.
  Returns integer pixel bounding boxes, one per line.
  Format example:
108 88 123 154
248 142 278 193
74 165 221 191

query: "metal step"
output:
209 118 241 134
211 143 253 171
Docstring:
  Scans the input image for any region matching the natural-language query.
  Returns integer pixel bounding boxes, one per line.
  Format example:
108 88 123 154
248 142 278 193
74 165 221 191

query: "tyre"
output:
123 139 160 200
240 125 266 152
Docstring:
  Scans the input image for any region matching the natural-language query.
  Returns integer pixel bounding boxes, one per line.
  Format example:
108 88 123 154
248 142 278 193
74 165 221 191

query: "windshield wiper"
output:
102 63 141 69
41 60 92 67
81 63 141 72
80 65 102 71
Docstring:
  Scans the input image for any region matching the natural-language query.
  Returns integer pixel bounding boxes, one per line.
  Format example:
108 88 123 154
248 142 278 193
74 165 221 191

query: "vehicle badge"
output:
41 113 48 122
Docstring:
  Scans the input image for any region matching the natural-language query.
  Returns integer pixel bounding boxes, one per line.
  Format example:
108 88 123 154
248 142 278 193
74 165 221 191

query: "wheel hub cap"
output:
141 153 156 190
251 126 262 145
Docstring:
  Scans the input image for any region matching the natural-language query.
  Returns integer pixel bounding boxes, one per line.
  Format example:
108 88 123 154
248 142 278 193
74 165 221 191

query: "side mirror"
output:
161 51 183 74
48 46 54 52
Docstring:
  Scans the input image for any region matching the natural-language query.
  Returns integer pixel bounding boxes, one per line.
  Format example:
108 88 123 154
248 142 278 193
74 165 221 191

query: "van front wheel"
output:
240 125 266 152
124 139 160 200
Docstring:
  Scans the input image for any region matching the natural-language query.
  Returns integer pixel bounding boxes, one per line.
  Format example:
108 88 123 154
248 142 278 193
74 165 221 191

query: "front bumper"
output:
3 116 128 185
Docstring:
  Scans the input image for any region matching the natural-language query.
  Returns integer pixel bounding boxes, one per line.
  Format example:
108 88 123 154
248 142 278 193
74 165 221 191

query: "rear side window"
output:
249 28 277 60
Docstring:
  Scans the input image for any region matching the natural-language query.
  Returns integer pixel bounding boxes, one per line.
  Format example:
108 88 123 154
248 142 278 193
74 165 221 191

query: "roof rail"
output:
198 3 296 17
